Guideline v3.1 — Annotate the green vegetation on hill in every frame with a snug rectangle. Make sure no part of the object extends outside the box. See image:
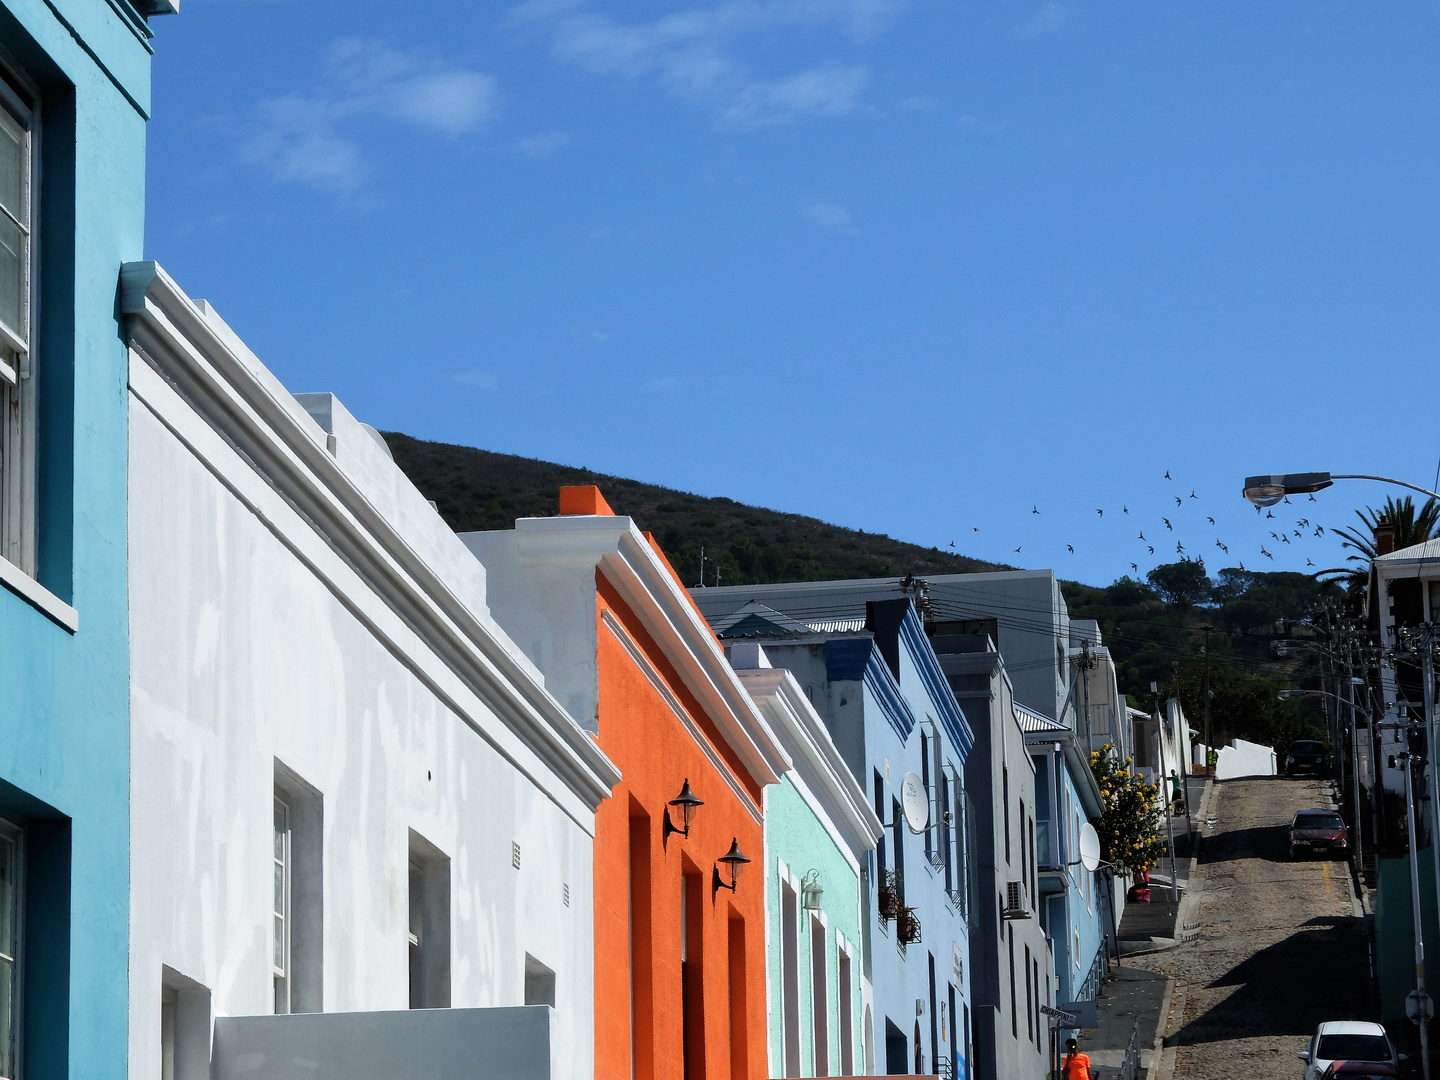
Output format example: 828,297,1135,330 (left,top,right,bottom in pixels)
385,432,1348,752
383,433,1010,586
